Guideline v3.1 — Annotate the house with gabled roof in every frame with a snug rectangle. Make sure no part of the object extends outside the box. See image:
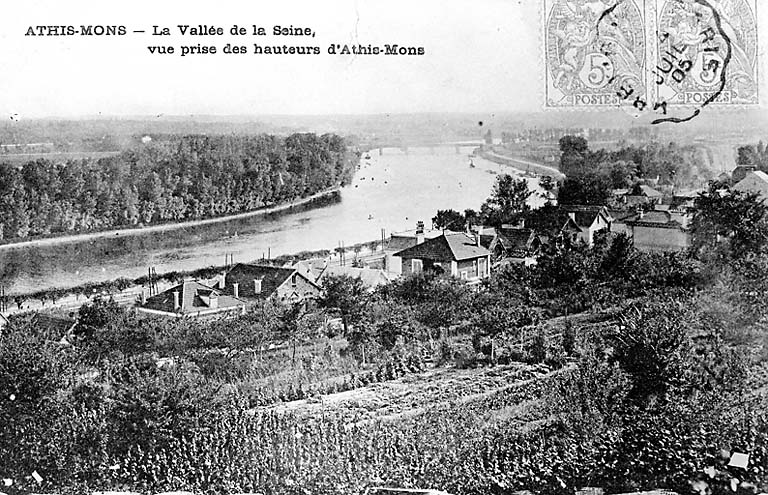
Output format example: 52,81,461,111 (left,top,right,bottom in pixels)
624,210,691,252
733,170,768,202
393,231,492,282
221,263,322,304
560,205,613,246
625,184,664,206
524,206,582,246
485,226,543,265
294,258,393,290
138,279,246,319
